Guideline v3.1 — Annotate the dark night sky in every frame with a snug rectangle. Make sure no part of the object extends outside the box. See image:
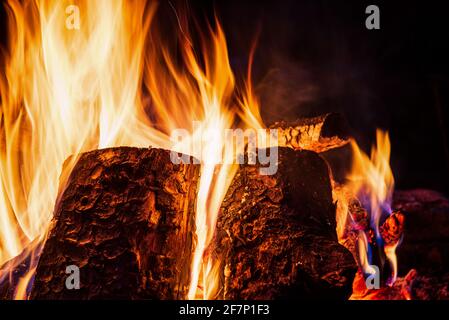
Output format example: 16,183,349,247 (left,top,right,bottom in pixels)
1,0,449,194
